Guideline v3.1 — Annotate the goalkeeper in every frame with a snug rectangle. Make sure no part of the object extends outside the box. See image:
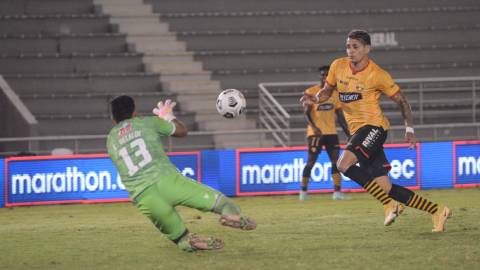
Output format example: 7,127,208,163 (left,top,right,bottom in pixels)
107,95,256,252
